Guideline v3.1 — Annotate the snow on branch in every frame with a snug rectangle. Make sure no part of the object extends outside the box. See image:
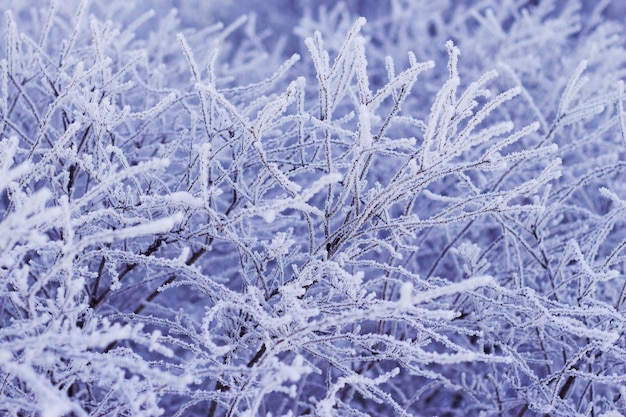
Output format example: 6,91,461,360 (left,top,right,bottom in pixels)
1,1,625,416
